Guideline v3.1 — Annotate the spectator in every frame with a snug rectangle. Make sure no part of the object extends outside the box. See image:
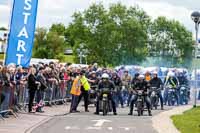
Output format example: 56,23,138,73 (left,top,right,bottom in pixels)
28,67,39,113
